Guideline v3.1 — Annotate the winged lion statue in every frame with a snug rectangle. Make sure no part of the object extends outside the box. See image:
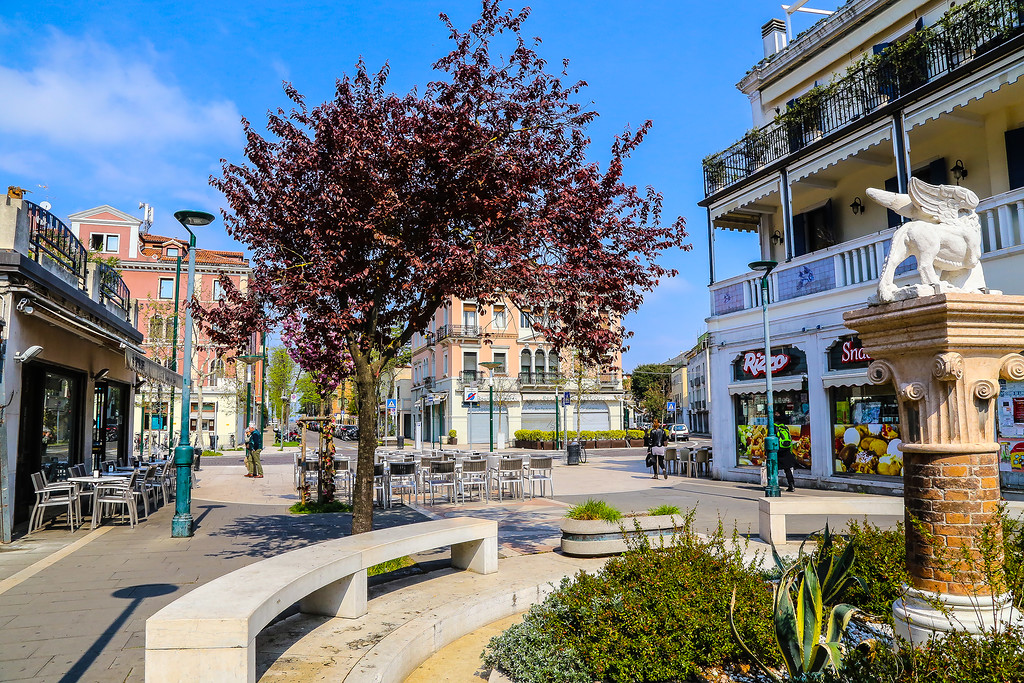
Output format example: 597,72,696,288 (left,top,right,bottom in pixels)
866,177,998,303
